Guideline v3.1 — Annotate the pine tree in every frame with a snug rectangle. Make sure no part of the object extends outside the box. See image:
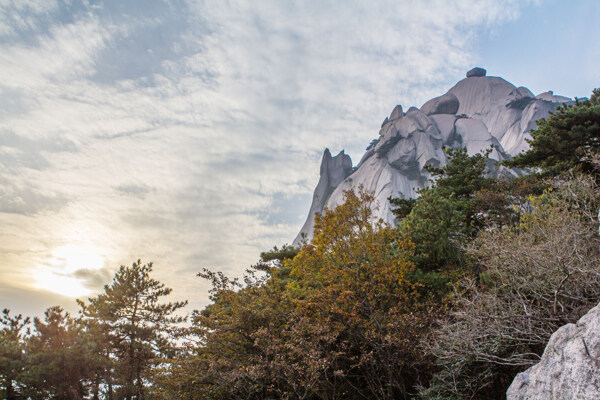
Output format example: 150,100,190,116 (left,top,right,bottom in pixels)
392,147,494,271
78,260,187,400
25,307,98,399
504,89,600,175
0,309,29,400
